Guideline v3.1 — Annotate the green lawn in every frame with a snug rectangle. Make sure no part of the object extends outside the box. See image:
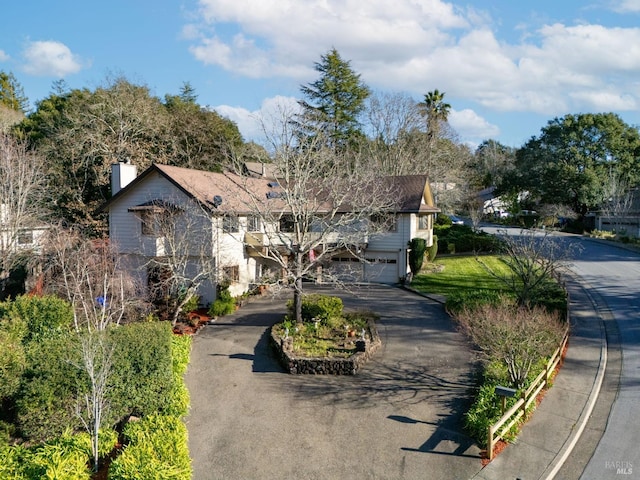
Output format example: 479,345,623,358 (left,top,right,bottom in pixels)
411,255,512,298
